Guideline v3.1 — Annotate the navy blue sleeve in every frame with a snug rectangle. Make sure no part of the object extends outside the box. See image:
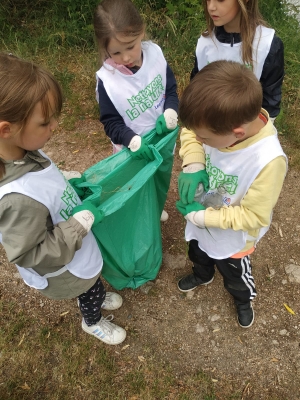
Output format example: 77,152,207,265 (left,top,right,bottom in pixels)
190,54,199,81
164,63,179,112
97,79,136,147
260,35,284,118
